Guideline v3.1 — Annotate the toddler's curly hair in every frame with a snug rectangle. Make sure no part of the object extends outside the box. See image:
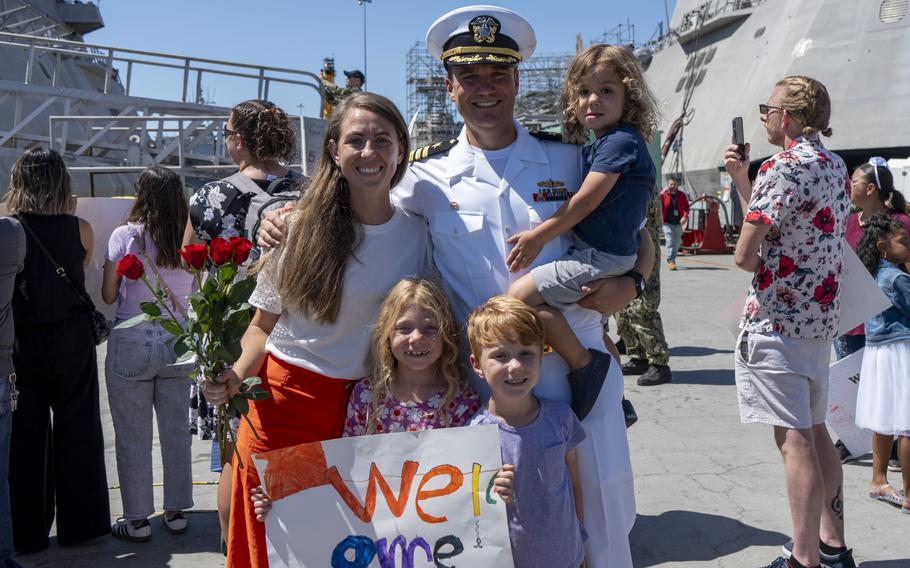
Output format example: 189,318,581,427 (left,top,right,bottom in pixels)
561,44,660,144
